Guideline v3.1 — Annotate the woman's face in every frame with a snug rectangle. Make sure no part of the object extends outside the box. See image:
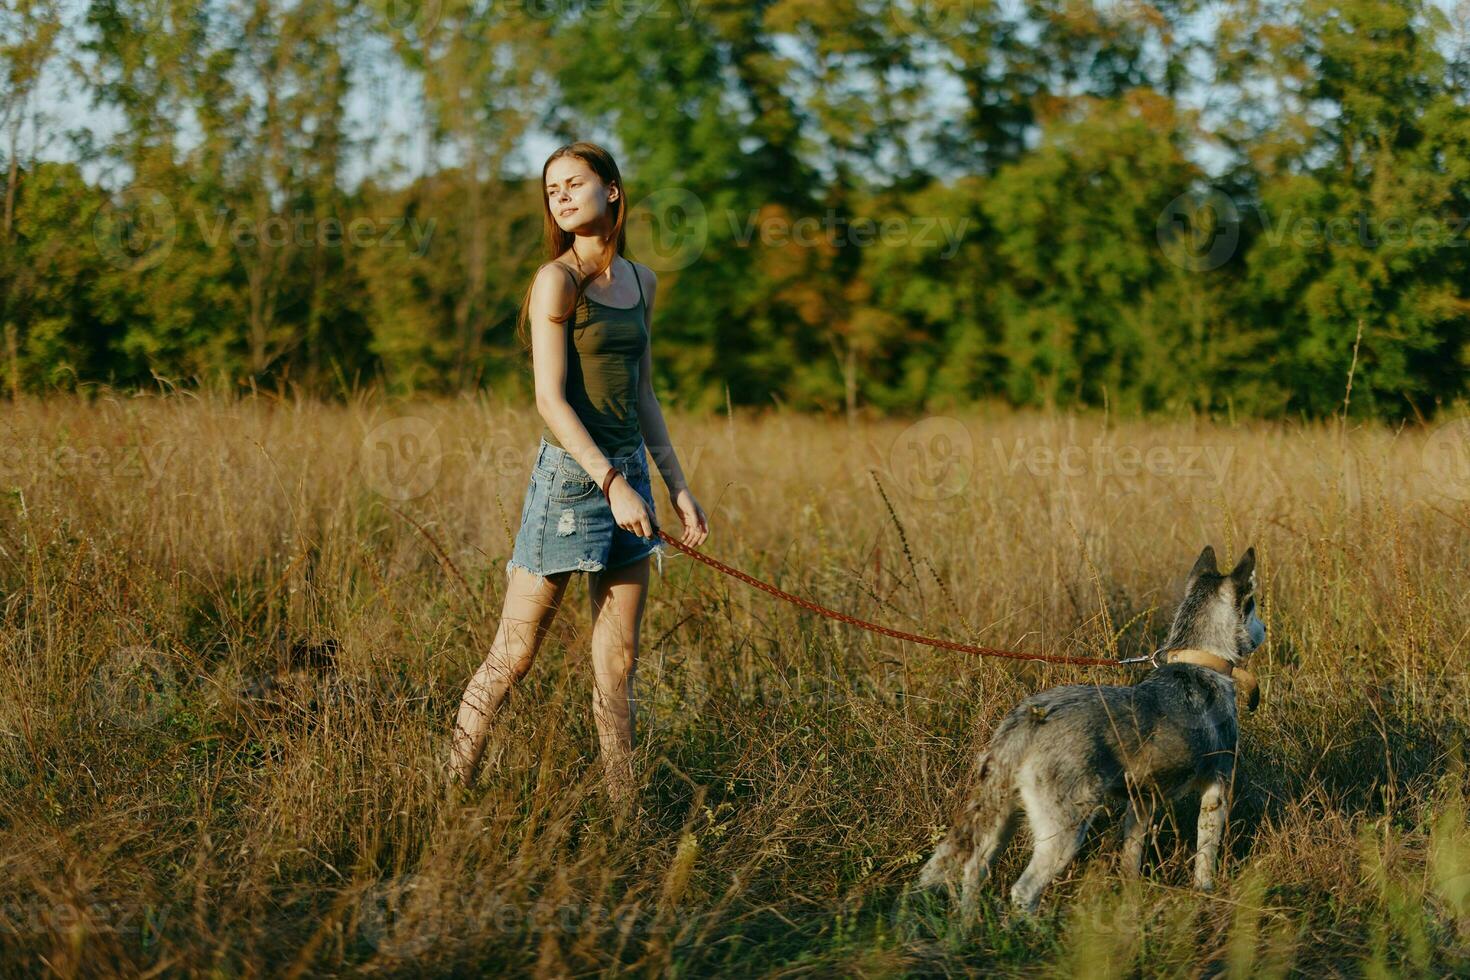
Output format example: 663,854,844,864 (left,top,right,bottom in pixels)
545,156,616,234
